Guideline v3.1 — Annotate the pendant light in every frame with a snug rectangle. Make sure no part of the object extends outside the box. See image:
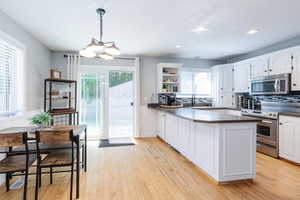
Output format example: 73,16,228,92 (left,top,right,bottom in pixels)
80,8,120,59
